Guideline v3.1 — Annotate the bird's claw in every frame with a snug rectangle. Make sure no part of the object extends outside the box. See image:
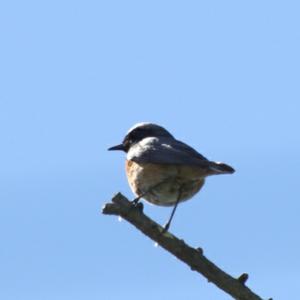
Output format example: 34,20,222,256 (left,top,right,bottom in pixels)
130,198,144,212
